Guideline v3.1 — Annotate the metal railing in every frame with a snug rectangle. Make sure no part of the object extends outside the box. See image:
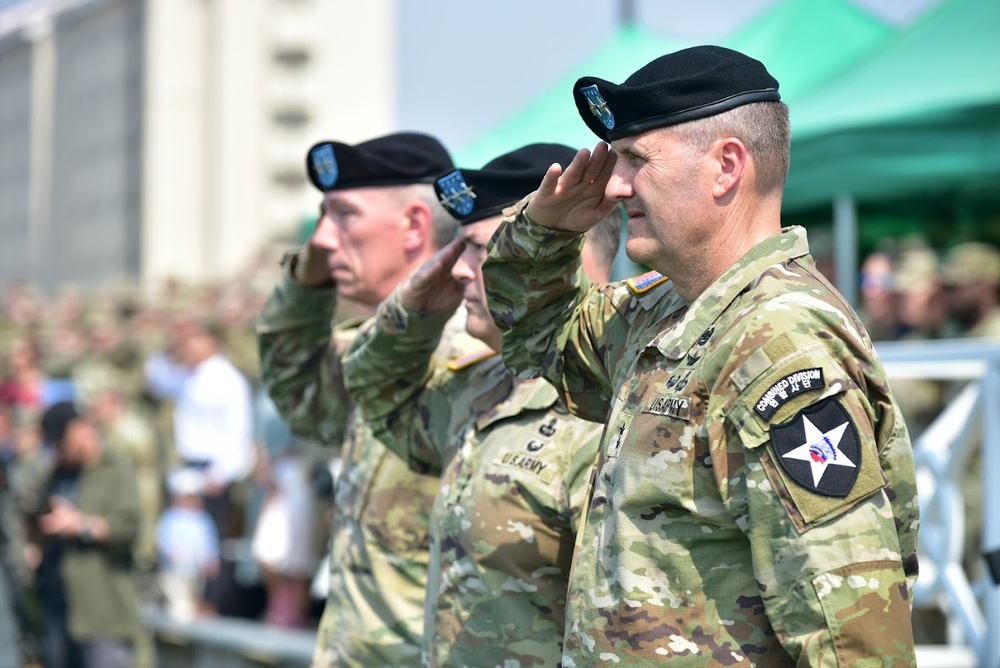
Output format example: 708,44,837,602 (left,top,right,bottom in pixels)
878,338,1000,668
